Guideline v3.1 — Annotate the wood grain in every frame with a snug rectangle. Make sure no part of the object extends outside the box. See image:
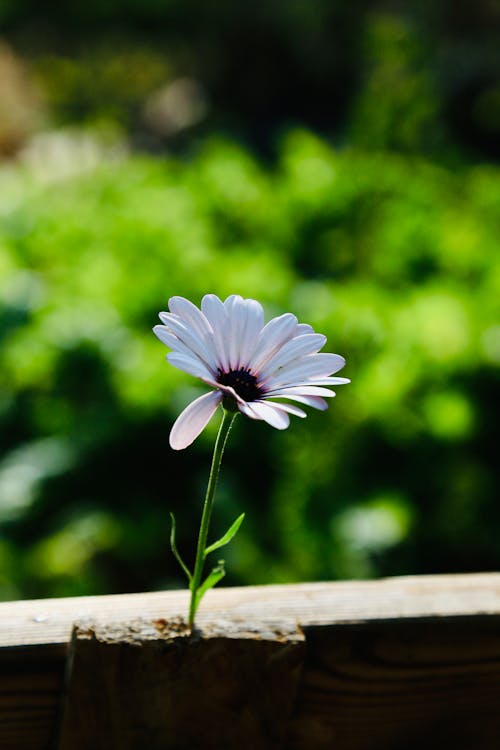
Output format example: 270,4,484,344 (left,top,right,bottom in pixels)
1,574,500,750
58,619,305,750
286,617,500,750
0,645,66,750
2,573,500,648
